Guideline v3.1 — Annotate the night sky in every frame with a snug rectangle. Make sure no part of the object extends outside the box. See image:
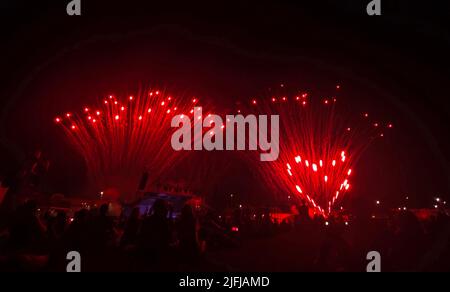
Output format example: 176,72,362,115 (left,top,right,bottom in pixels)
0,1,449,210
